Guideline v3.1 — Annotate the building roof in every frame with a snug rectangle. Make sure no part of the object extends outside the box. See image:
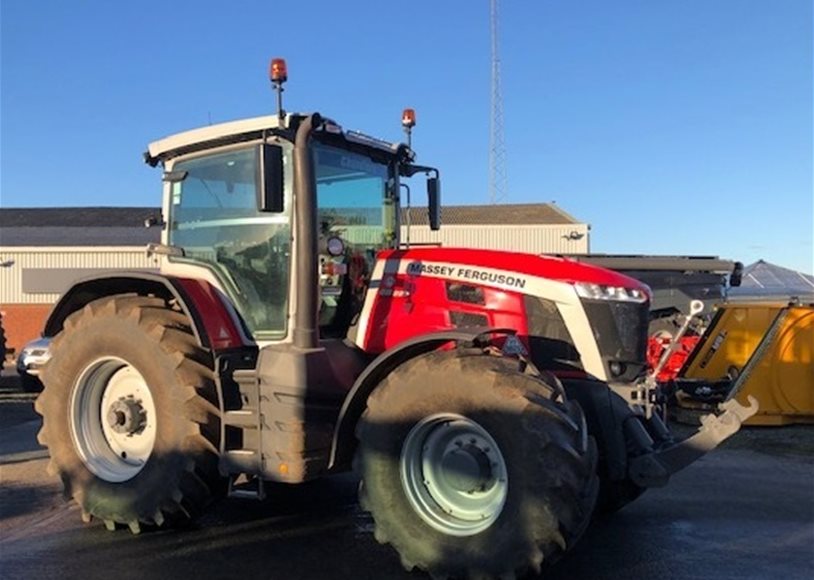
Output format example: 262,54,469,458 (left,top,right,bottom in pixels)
729,260,814,301
0,207,157,228
406,203,580,226
0,203,582,247
0,208,161,247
